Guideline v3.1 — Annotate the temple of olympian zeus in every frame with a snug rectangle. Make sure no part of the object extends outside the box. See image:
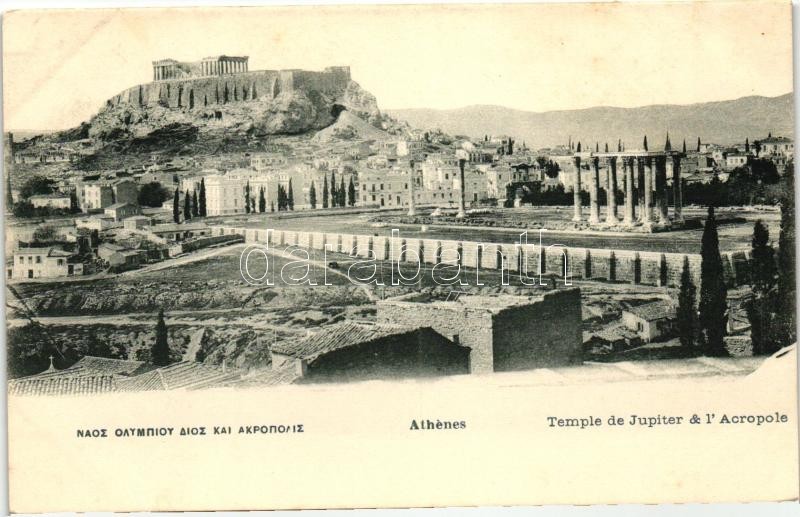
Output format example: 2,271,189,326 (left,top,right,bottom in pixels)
570,145,684,229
